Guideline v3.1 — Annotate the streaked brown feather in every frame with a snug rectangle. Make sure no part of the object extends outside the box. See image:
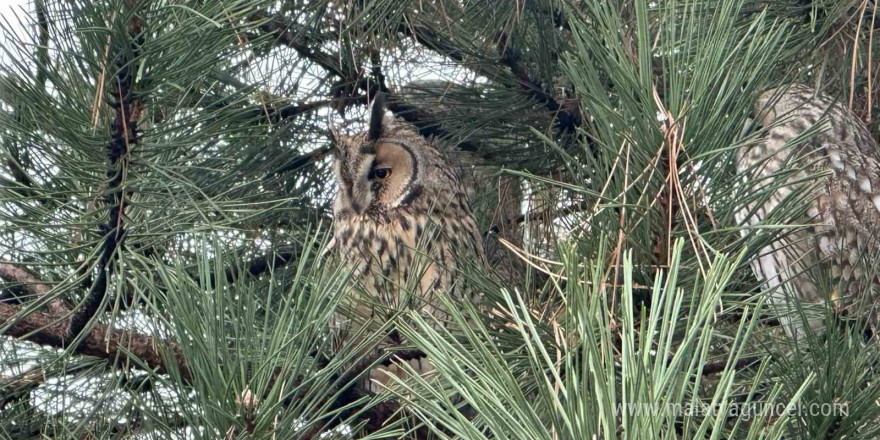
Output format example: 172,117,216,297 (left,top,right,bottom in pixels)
738,84,880,337
330,98,486,391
